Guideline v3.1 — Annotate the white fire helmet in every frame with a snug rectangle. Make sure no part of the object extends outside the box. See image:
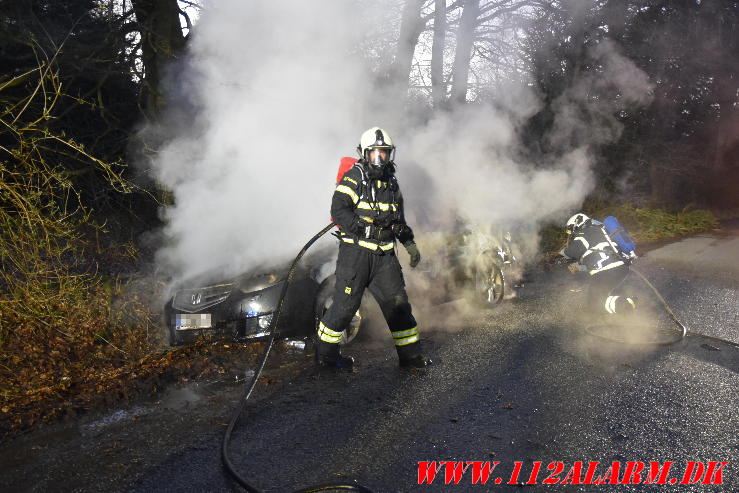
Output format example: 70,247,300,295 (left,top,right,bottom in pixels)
357,127,396,167
566,213,590,234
